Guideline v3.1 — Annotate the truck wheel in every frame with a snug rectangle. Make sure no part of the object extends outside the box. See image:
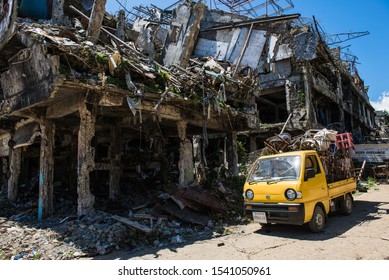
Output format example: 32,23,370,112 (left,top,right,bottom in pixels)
309,206,326,233
340,194,353,215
